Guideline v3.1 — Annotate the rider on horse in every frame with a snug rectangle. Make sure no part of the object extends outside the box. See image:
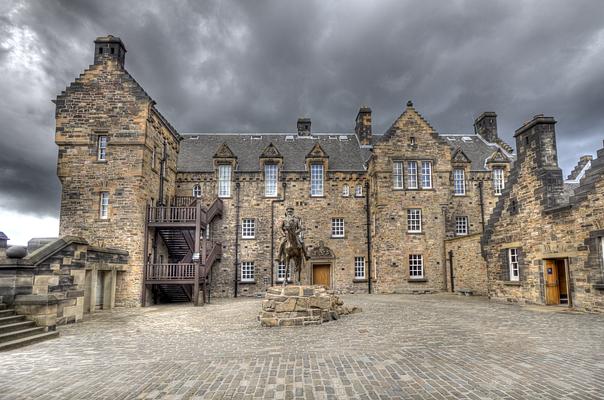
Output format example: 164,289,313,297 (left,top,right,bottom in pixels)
278,207,310,262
